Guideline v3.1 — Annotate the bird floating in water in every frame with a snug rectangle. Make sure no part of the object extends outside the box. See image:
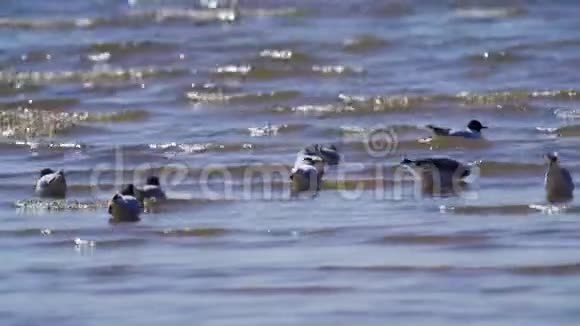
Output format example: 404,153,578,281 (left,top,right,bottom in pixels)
108,184,141,223
35,168,67,198
290,156,325,193
426,120,487,139
544,153,575,203
400,157,471,194
290,144,340,193
302,144,340,165
134,176,166,206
